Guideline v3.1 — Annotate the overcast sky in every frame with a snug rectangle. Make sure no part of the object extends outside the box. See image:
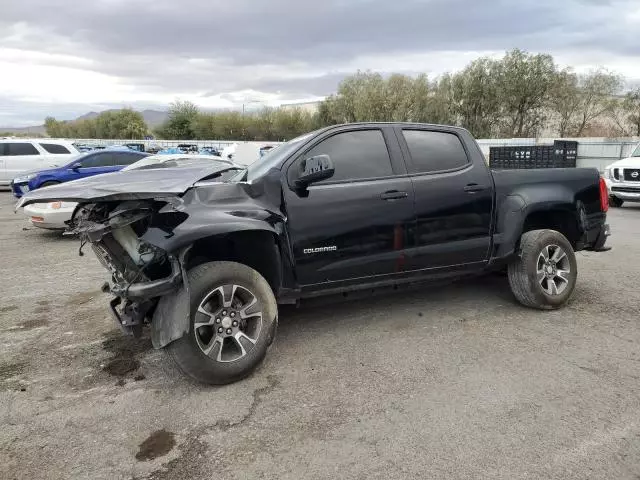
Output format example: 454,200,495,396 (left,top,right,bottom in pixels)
2,0,640,126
